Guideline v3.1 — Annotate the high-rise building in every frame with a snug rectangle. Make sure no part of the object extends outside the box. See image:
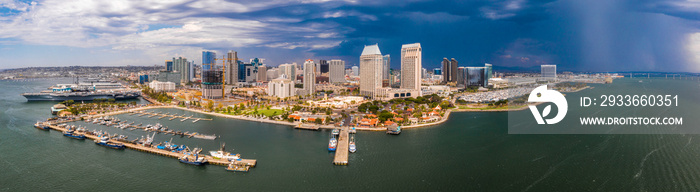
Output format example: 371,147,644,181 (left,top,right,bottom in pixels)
541,64,556,80
400,43,421,95
441,58,450,83
450,58,458,83
319,60,329,75
351,66,359,76
279,64,296,81
266,68,279,80
173,57,190,84
382,55,390,81
360,44,383,98
245,65,256,82
202,51,216,71
485,63,493,80
225,50,238,85
303,59,316,95
201,70,223,99
422,68,427,79
329,59,345,83
465,67,486,87
267,76,295,98
433,68,442,75
165,60,173,72
257,65,267,82
456,67,465,86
